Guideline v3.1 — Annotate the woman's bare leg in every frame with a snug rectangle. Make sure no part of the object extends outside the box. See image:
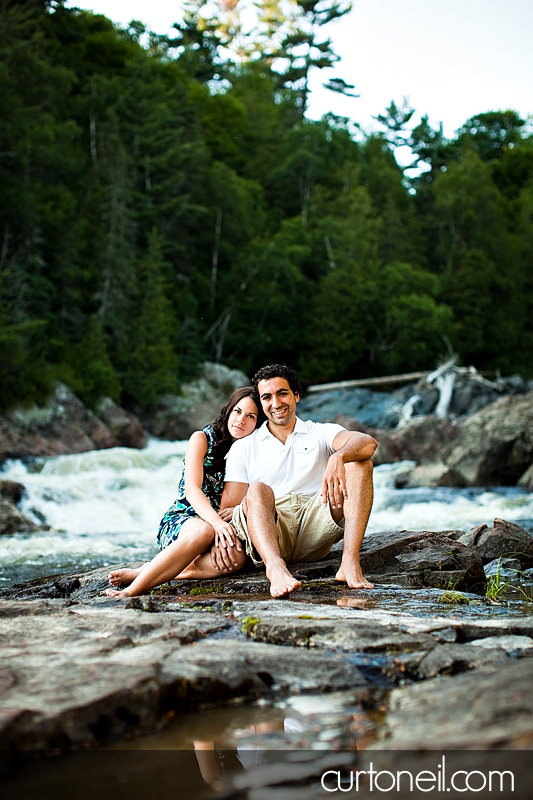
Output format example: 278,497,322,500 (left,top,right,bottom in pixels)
177,546,247,580
105,518,215,598
108,564,147,587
